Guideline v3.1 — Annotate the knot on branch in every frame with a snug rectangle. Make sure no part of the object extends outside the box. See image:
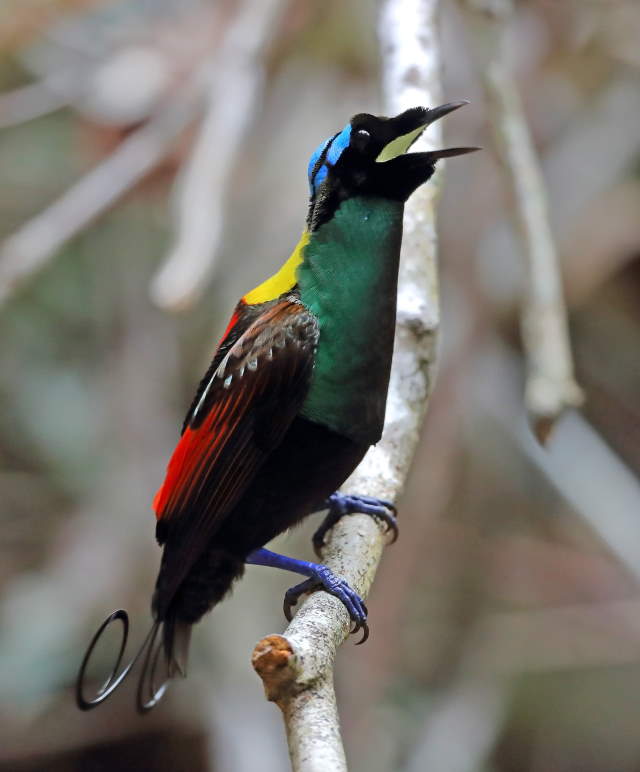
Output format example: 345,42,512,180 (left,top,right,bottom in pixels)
252,634,298,703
